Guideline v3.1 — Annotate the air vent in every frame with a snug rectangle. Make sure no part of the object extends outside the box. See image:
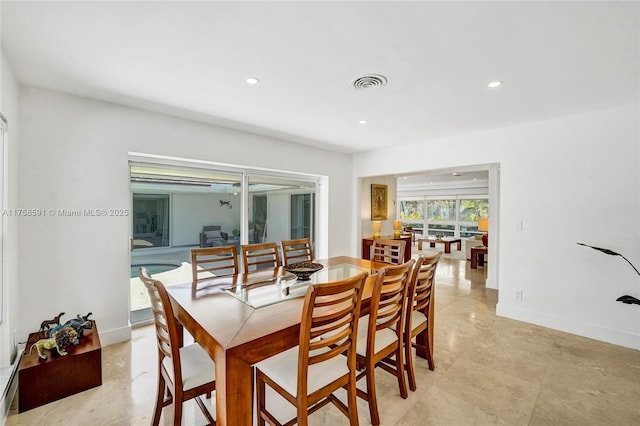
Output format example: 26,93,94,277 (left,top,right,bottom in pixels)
352,74,388,90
